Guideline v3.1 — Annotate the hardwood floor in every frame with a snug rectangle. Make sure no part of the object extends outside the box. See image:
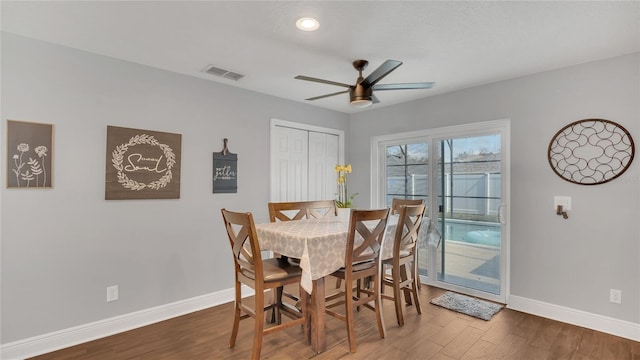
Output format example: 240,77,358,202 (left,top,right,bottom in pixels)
29,286,639,359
